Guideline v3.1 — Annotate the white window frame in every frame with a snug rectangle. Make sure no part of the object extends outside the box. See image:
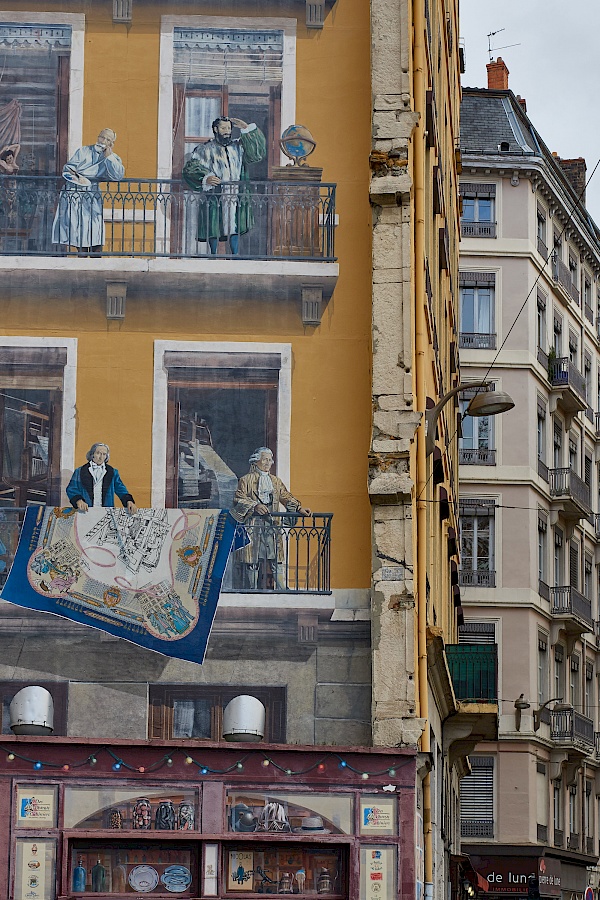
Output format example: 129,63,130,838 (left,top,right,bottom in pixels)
0,12,84,158
157,14,297,179
0,336,77,499
152,340,292,507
